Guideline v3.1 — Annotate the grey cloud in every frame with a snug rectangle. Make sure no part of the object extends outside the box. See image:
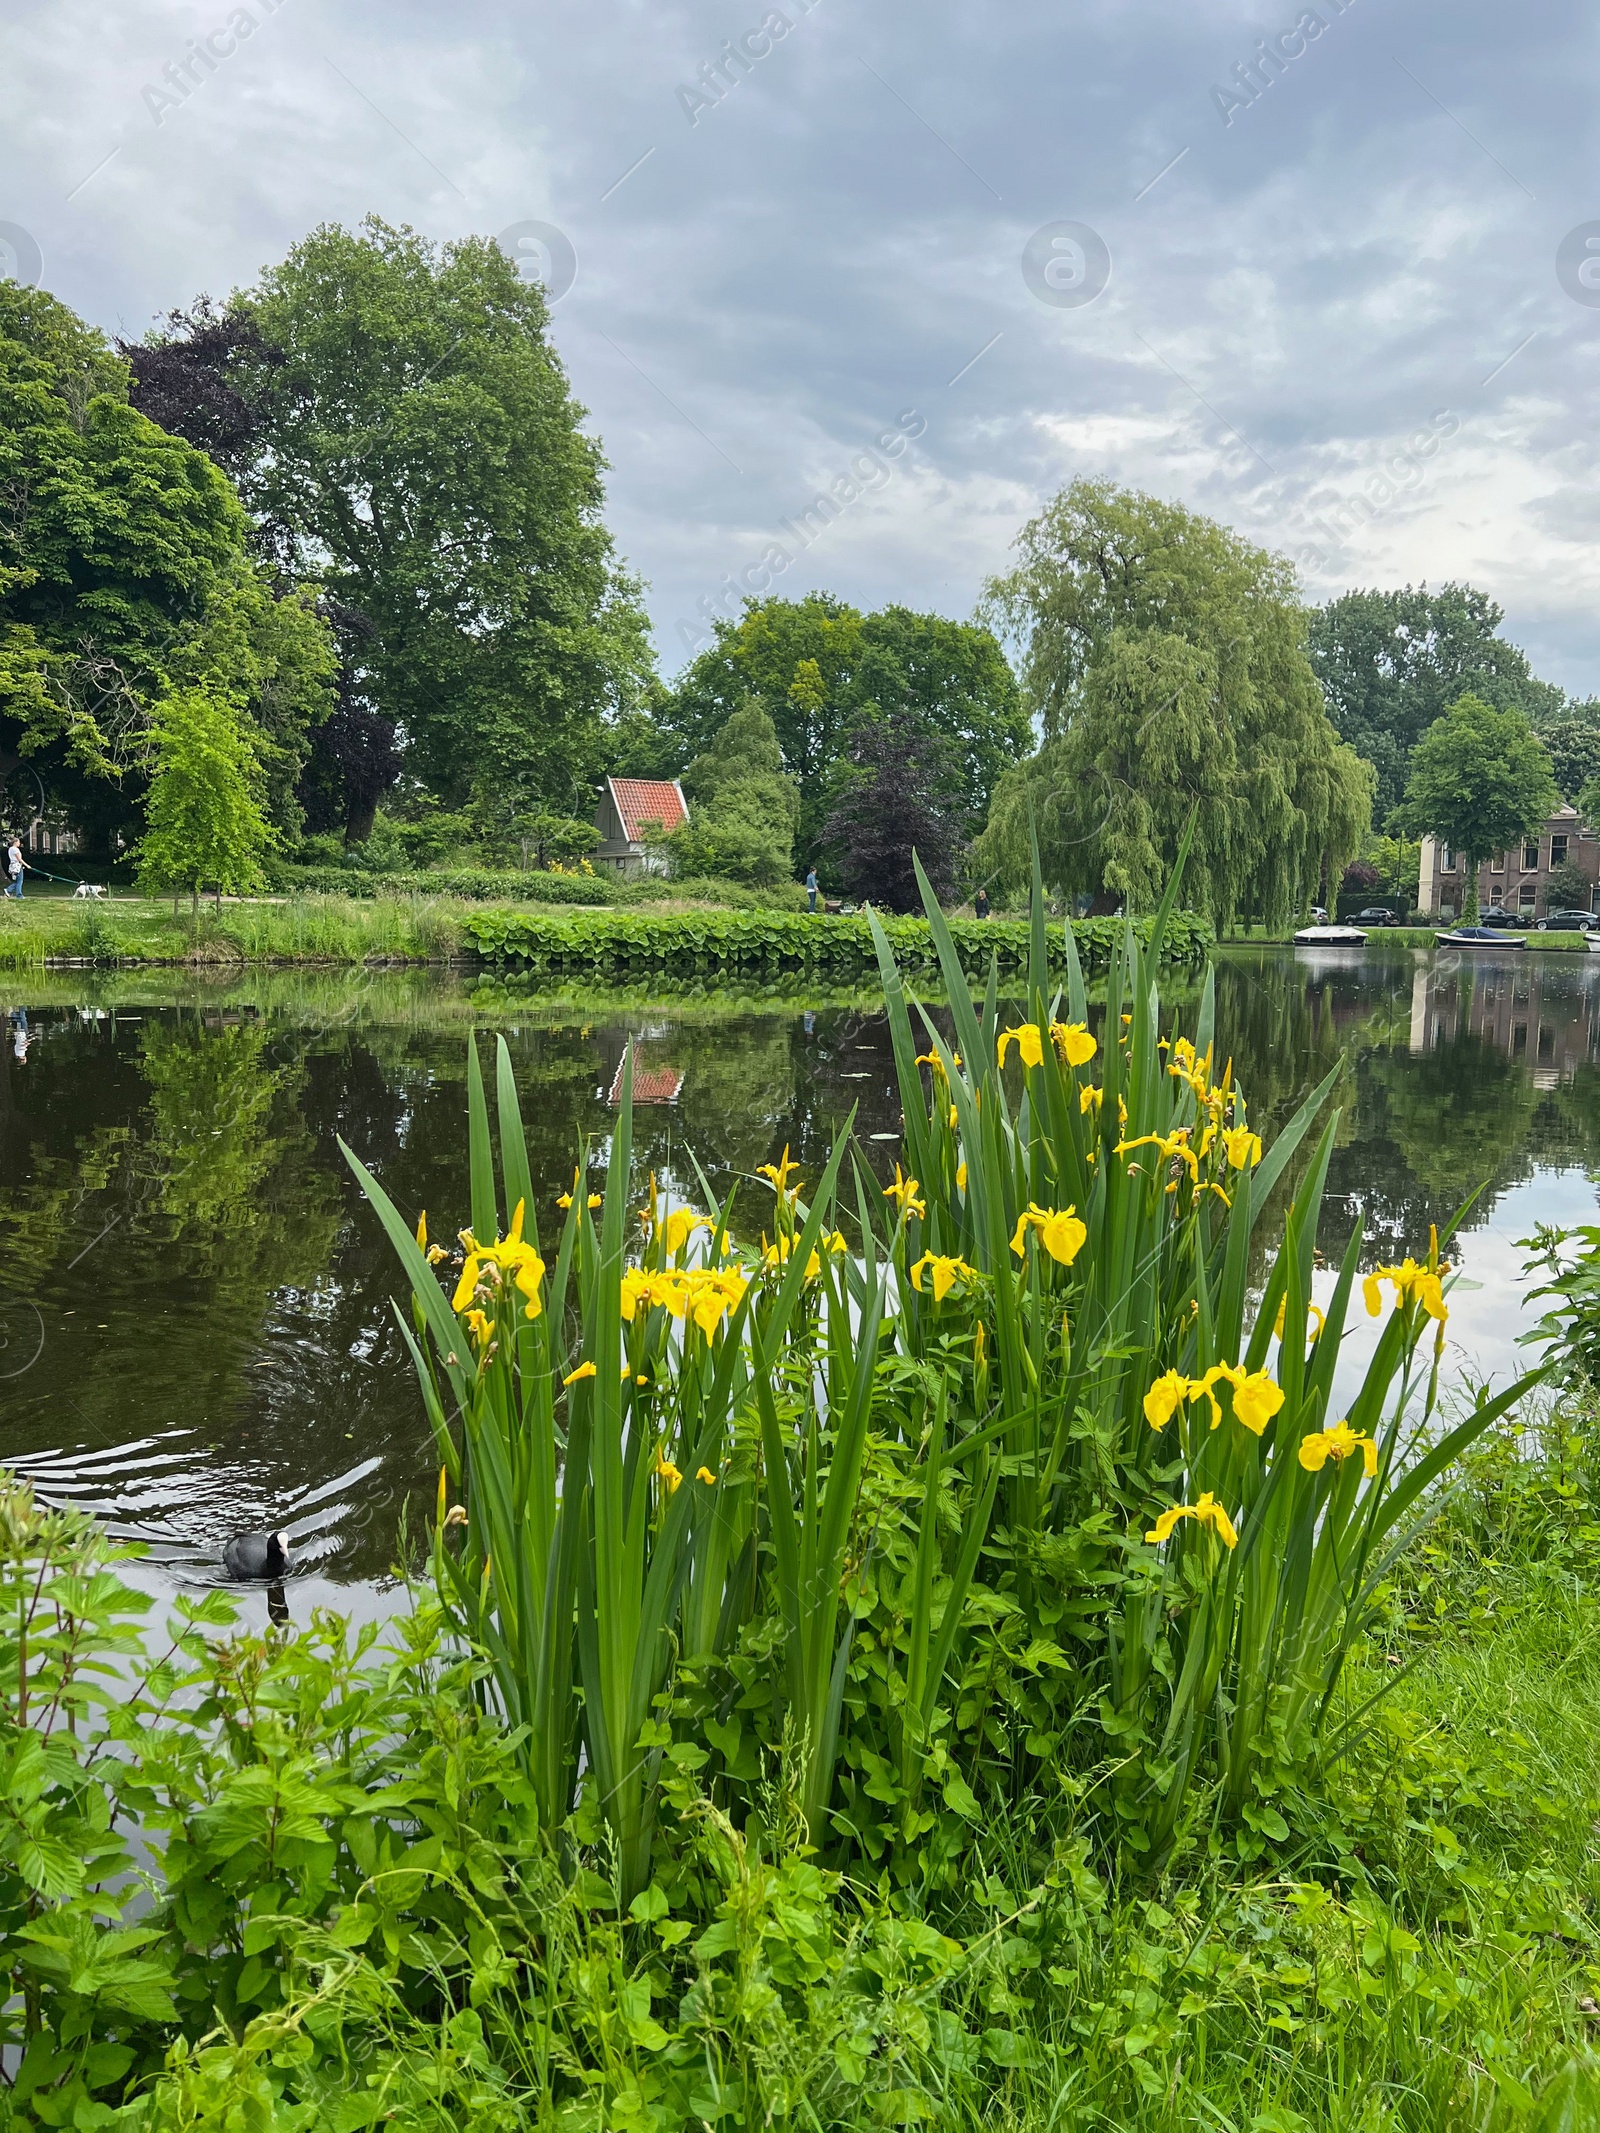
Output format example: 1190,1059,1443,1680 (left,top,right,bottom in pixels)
5,0,1600,686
